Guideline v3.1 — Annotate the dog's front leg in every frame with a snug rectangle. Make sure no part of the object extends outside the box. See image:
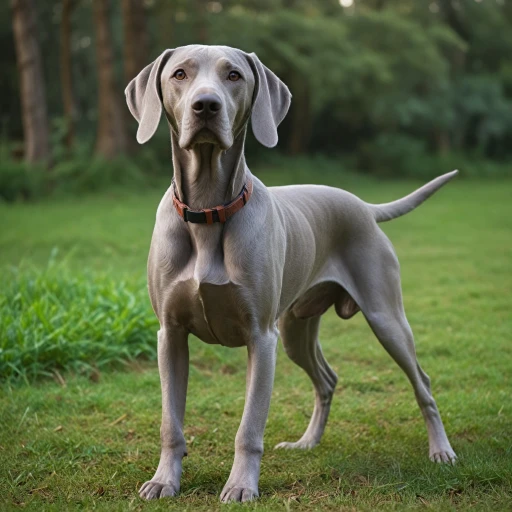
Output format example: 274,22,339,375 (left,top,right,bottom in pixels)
220,331,278,503
140,326,189,500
